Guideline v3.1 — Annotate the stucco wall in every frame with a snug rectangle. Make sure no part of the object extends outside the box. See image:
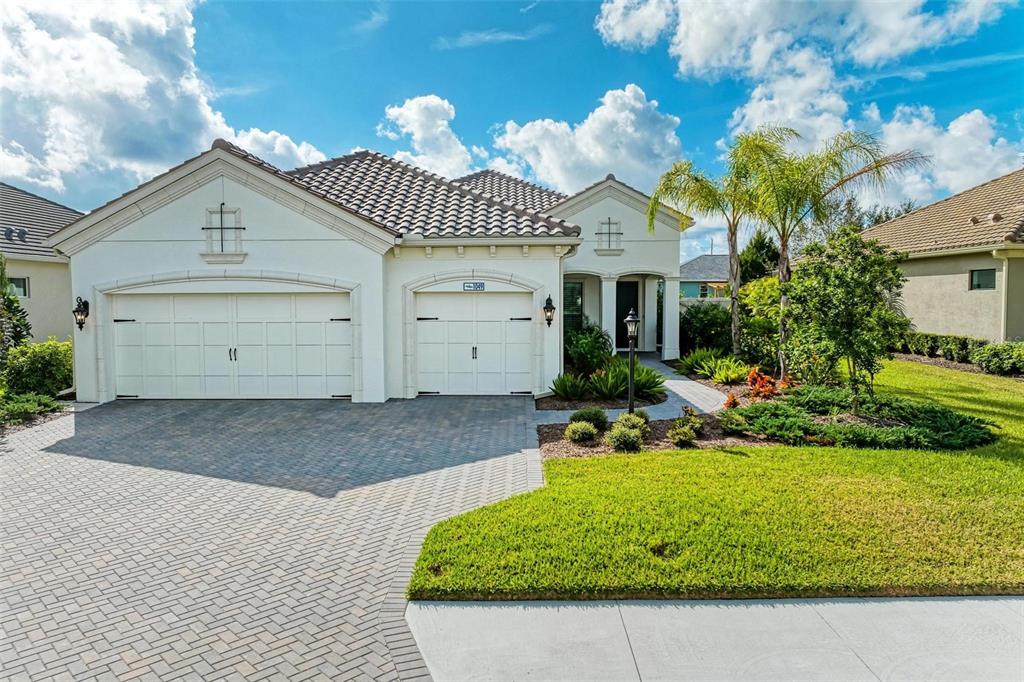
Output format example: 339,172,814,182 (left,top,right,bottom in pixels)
5,257,72,341
900,252,1004,342
65,174,387,403
554,192,680,279
1004,256,1024,342
383,245,565,398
